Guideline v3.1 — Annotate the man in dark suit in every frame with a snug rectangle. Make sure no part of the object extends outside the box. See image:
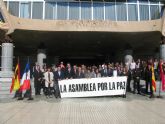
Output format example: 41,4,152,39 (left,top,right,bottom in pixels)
72,65,78,79
54,66,65,98
76,67,85,79
101,65,109,77
33,65,43,95
65,63,73,79
133,67,141,94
